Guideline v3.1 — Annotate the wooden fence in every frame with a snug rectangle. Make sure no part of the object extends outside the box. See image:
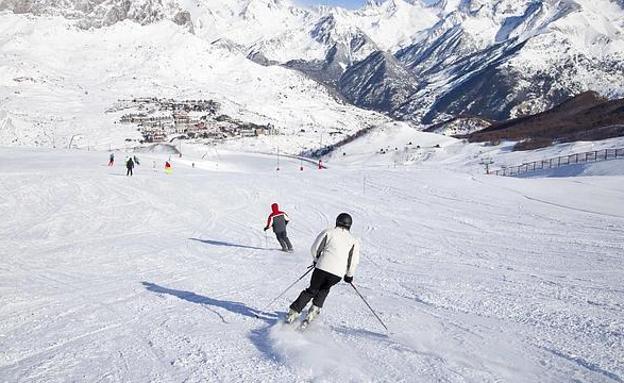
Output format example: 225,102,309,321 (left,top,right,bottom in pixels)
493,148,624,176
